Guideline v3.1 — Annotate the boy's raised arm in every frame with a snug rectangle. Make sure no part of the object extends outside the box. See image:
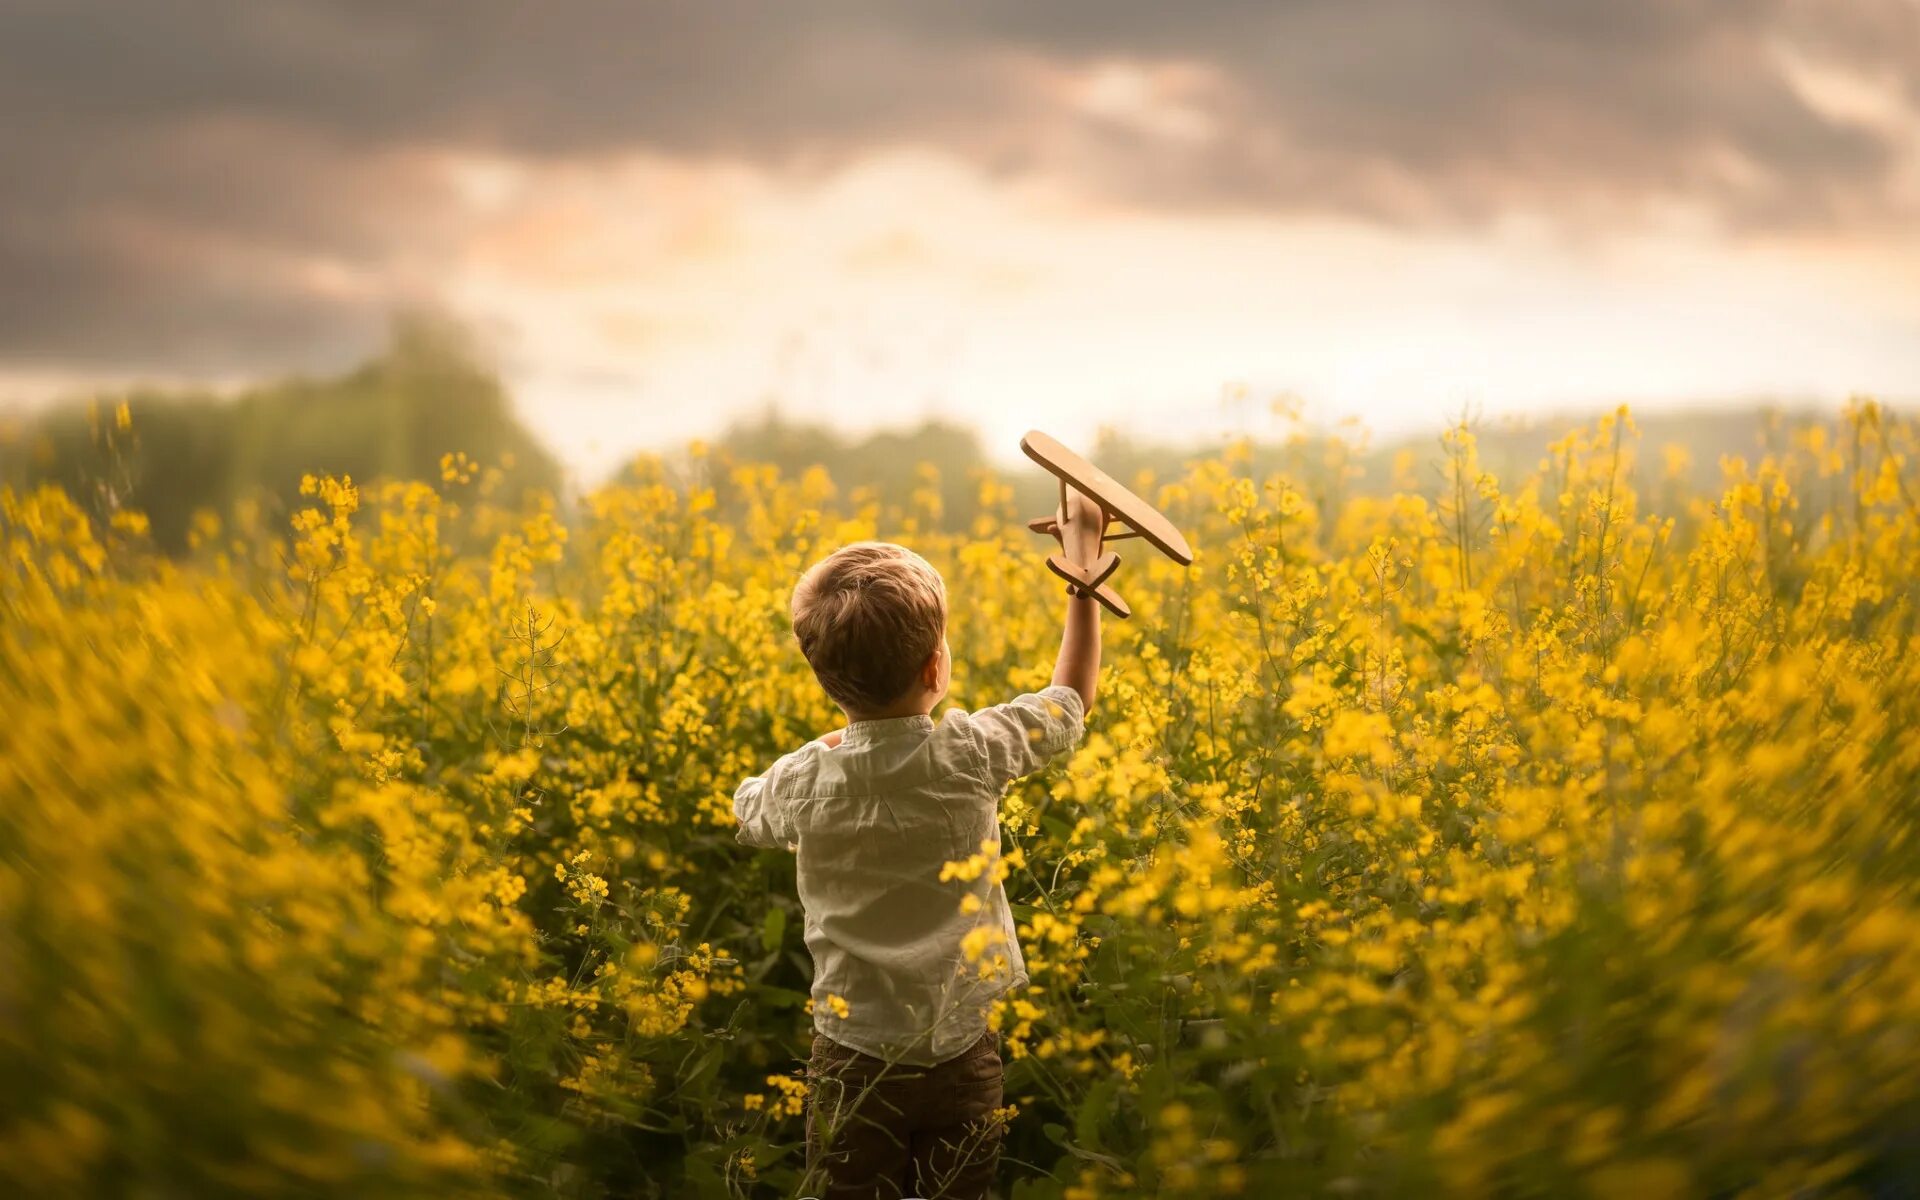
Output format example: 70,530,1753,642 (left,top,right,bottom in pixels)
957,589,1099,789
1051,591,1101,712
